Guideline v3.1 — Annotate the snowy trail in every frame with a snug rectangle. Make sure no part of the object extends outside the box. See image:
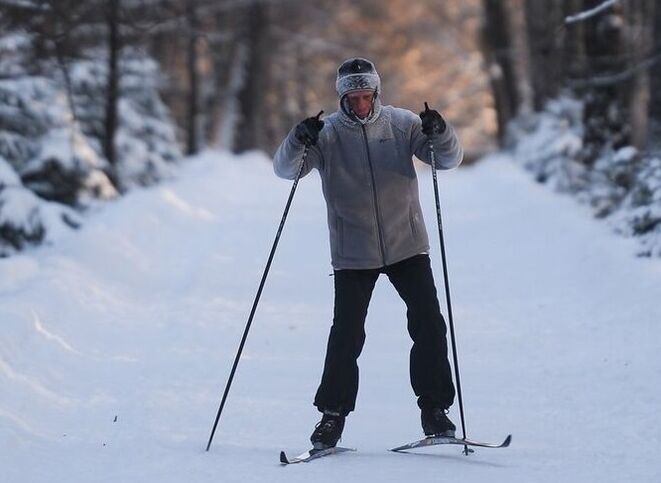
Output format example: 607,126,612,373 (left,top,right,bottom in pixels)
1,151,660,482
